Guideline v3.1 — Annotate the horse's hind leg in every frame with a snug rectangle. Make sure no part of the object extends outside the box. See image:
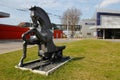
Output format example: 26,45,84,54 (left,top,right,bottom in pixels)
18,41,27,67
